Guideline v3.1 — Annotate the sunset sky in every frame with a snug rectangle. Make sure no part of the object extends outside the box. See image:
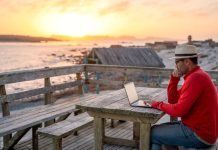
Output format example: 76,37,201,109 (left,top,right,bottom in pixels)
1,0,218,40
